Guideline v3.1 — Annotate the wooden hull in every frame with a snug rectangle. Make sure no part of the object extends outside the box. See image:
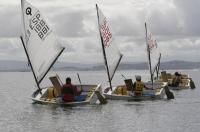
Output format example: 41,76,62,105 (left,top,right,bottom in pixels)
31,84,105,106
160,72,191,90
103,82,167,101
168,79,191,90
168,85,190,90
